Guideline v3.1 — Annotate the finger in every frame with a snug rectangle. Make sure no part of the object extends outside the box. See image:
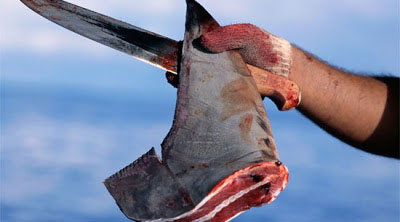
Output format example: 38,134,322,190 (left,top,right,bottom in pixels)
200,24,264,53
248,64,301,110
166,71,179,88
